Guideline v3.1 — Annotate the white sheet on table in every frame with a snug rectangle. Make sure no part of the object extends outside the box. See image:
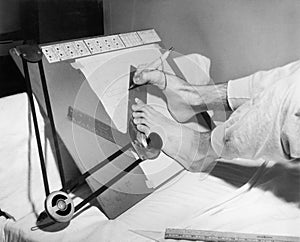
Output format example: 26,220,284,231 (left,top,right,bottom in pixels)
0,93,108,242
0,94,62,221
